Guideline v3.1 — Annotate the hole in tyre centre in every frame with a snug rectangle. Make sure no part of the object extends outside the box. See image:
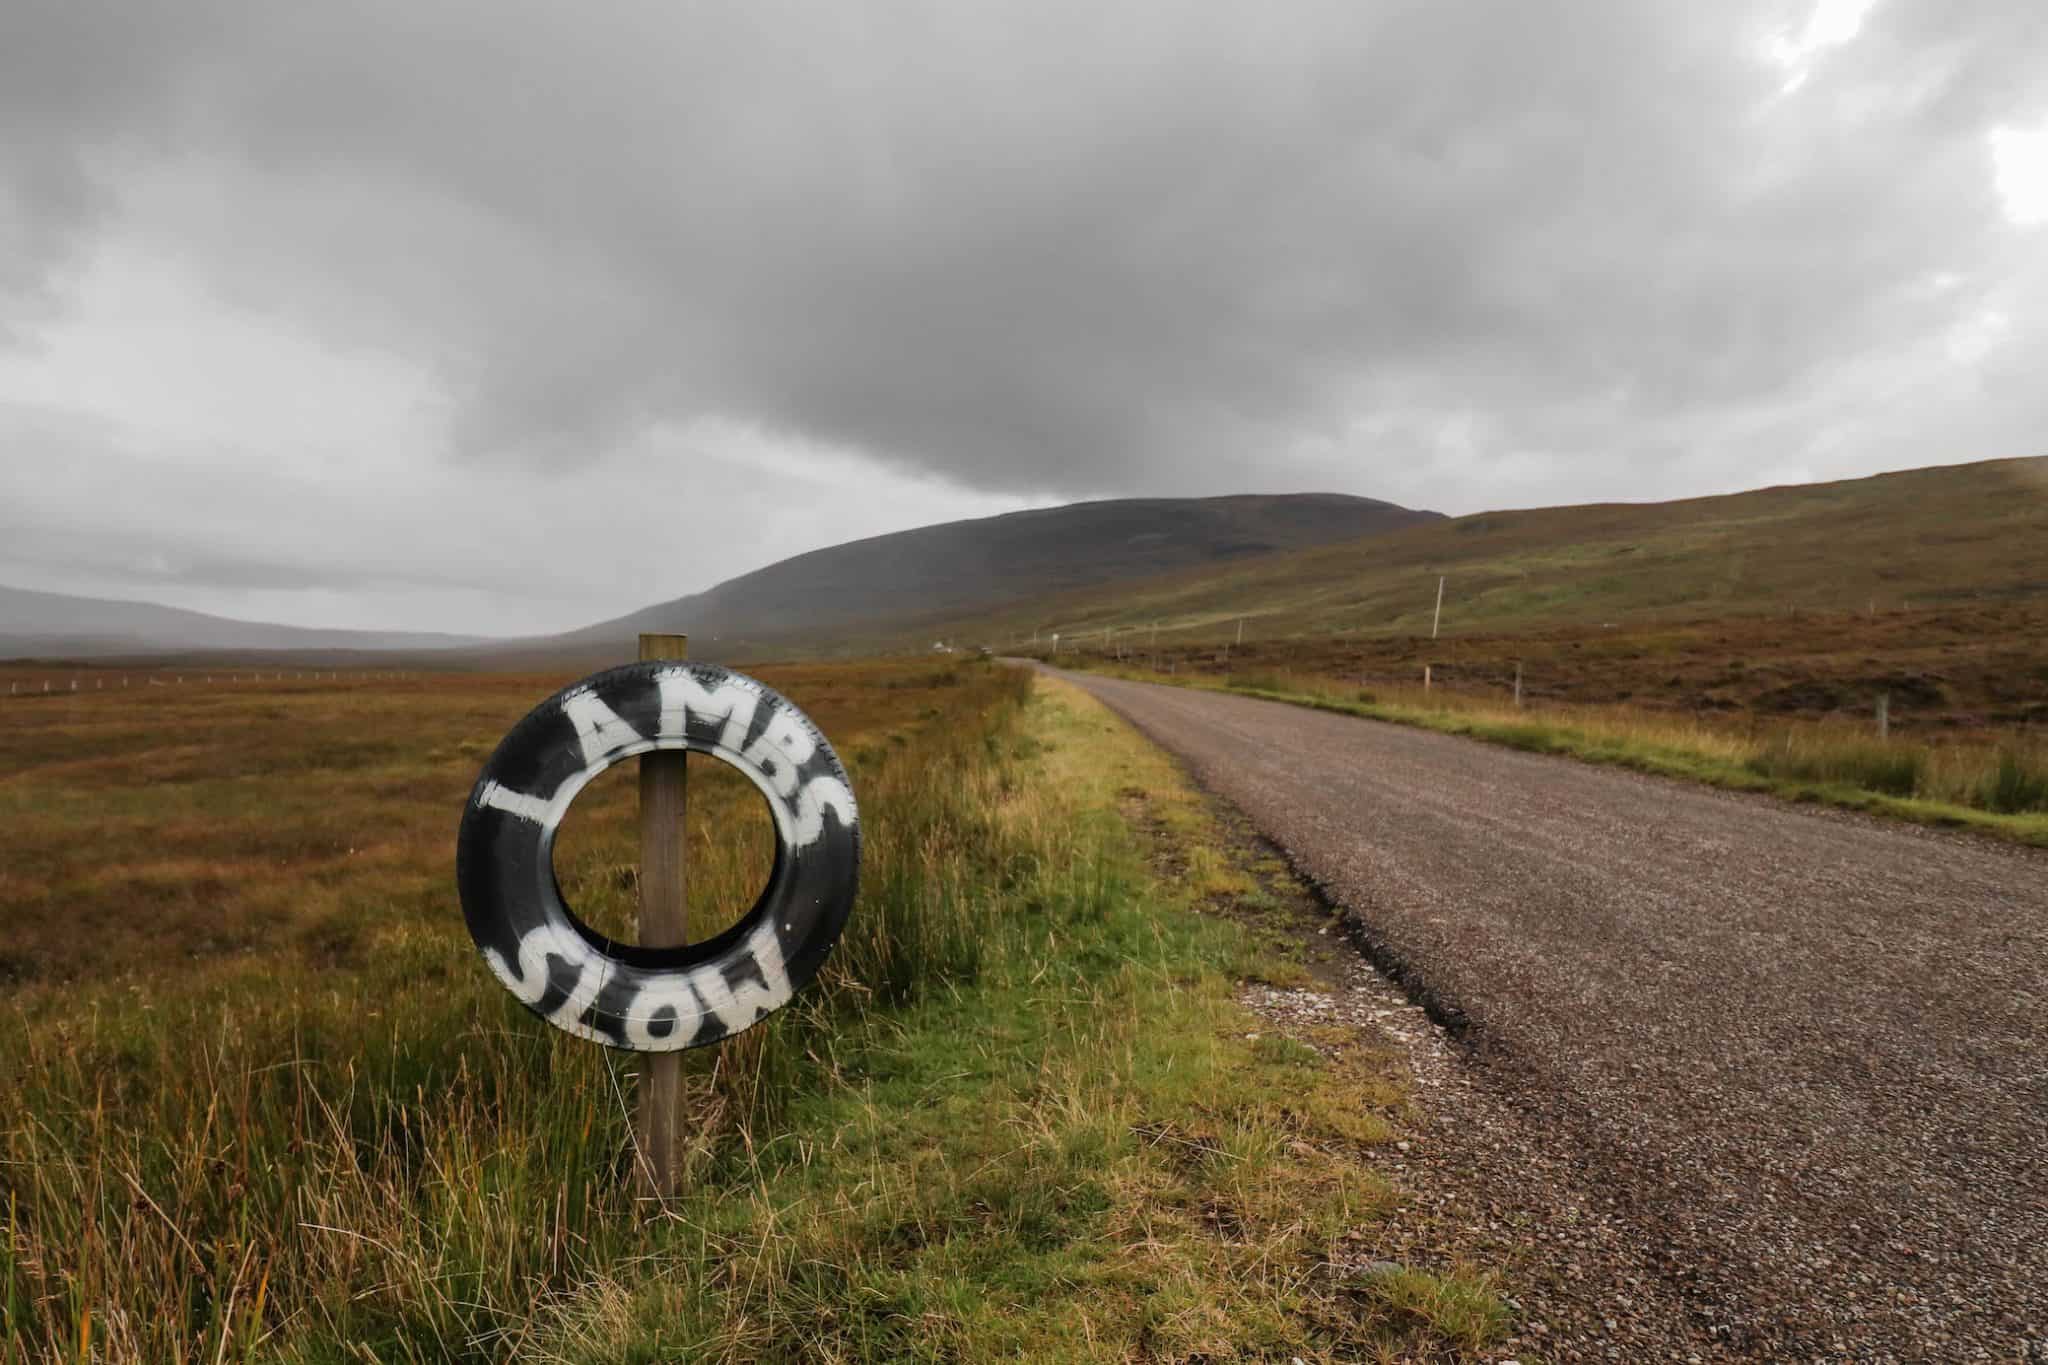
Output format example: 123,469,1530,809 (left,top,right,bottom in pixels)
548,753,778,948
